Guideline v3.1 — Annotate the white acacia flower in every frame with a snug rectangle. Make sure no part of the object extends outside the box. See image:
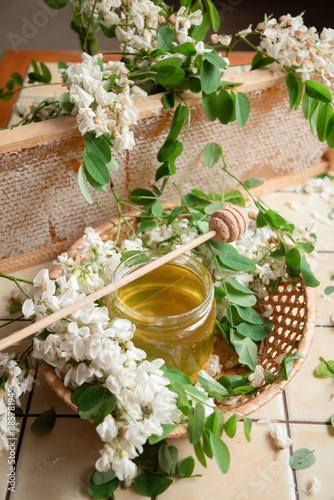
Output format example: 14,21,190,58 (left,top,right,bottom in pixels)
305,476,321,495
96,415,119,442
270,424,292,449
248,365,265,386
